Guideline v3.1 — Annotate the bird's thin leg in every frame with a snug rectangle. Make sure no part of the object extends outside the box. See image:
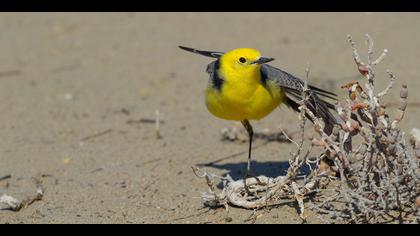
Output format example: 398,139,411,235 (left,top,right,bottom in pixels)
241,120,254,175
241,120,263,195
